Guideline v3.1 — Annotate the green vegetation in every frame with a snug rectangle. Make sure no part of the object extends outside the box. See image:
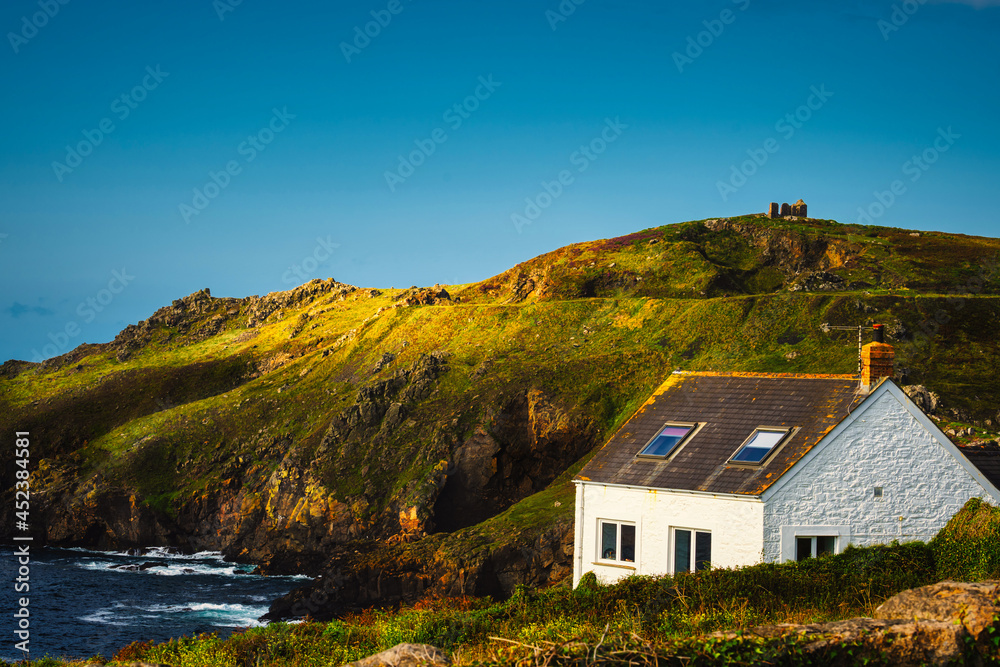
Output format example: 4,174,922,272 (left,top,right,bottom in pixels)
16,498,1000,666
5,215,1000,664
